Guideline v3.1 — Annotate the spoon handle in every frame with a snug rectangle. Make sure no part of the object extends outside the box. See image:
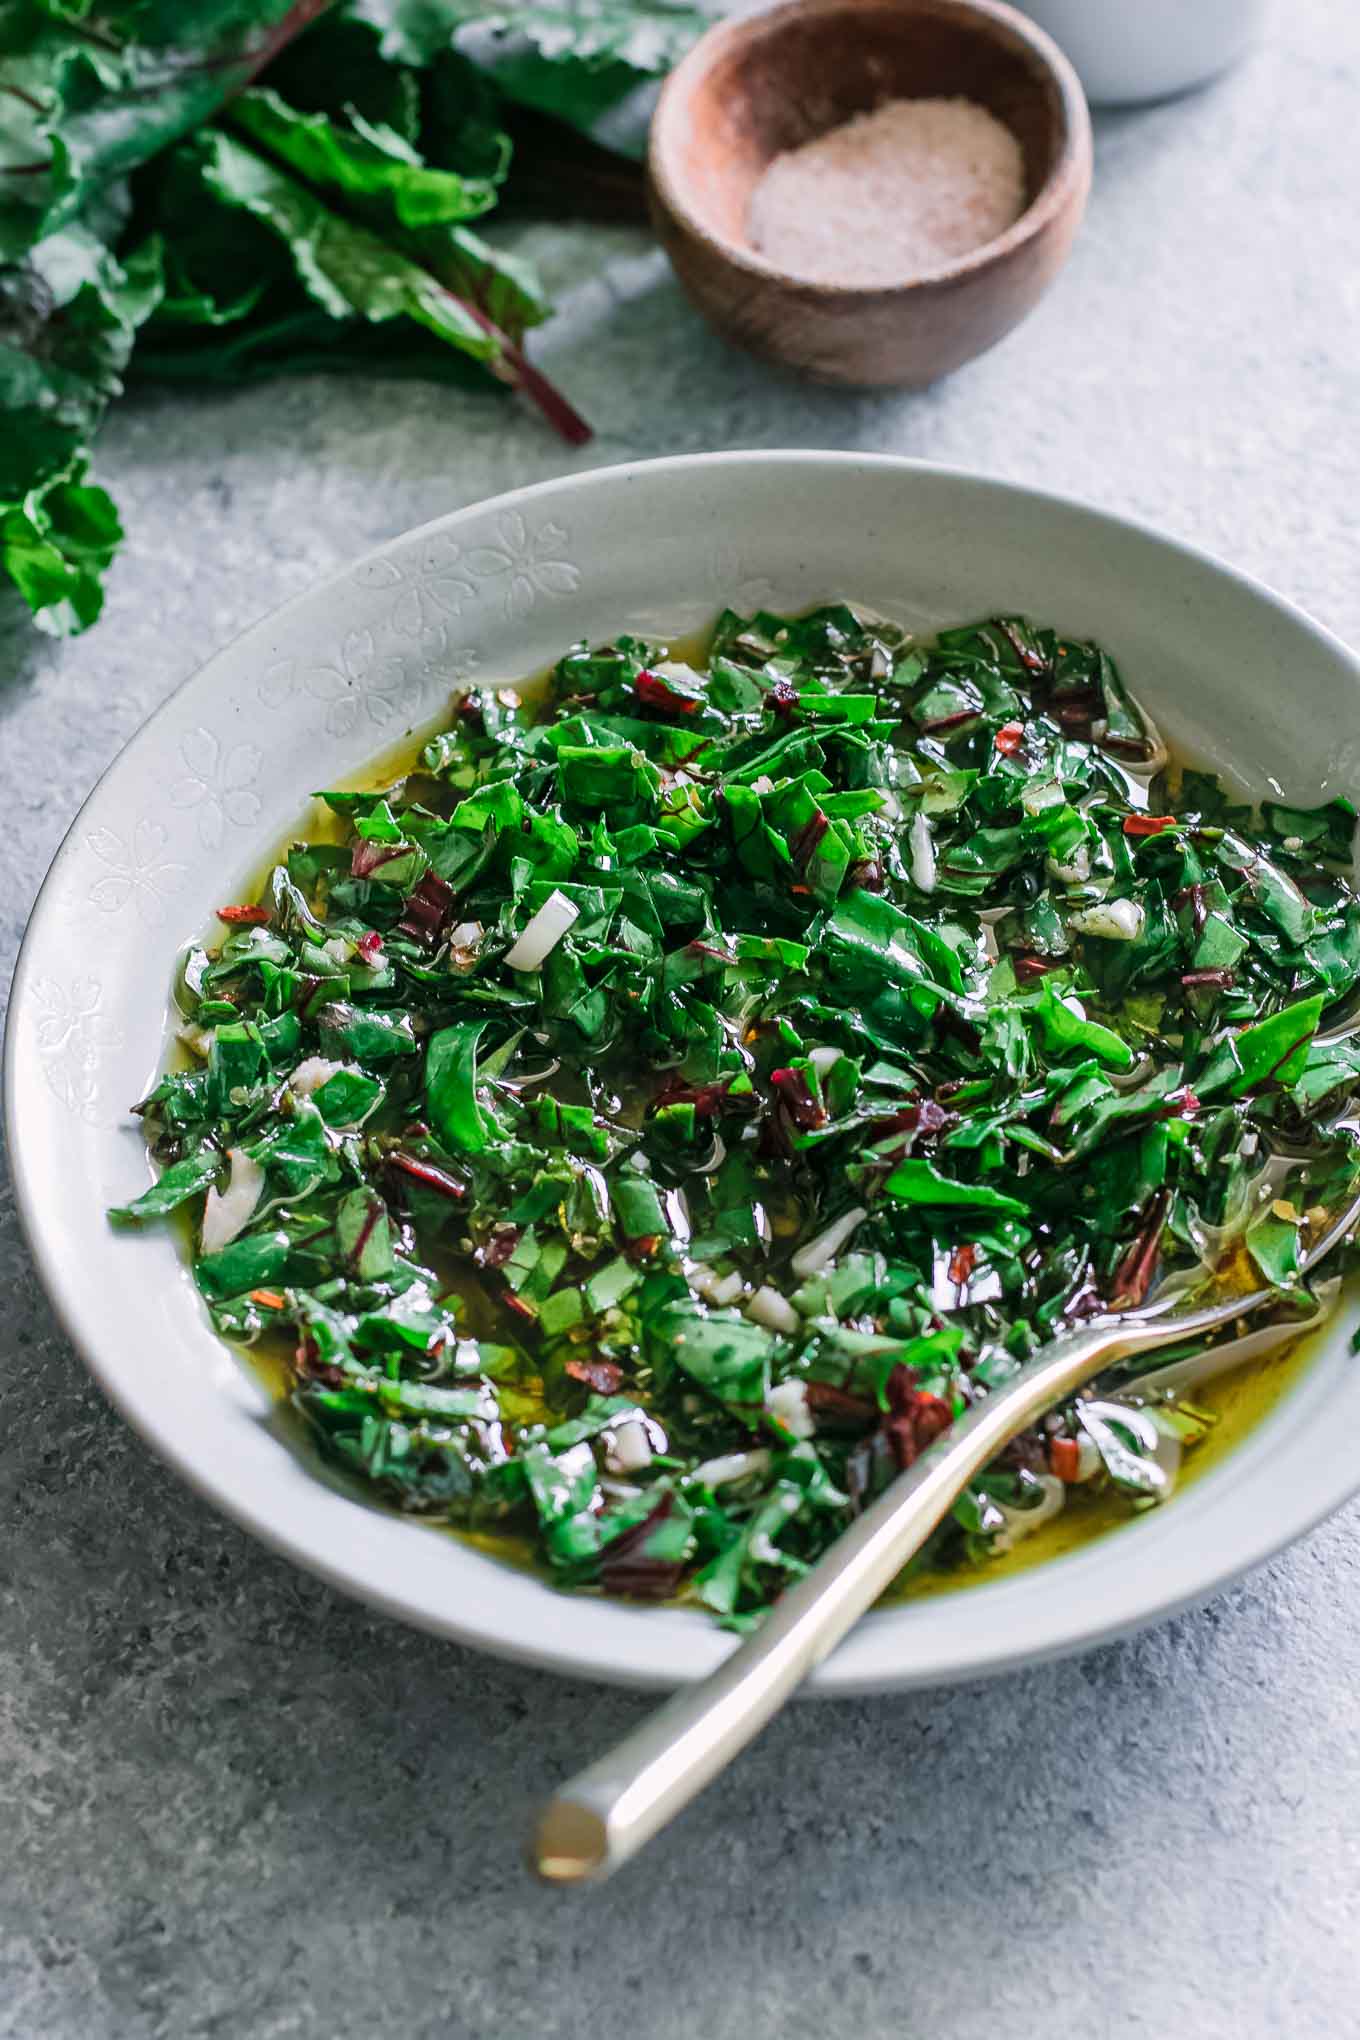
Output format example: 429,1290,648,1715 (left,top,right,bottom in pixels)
532,1317,1148,1884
